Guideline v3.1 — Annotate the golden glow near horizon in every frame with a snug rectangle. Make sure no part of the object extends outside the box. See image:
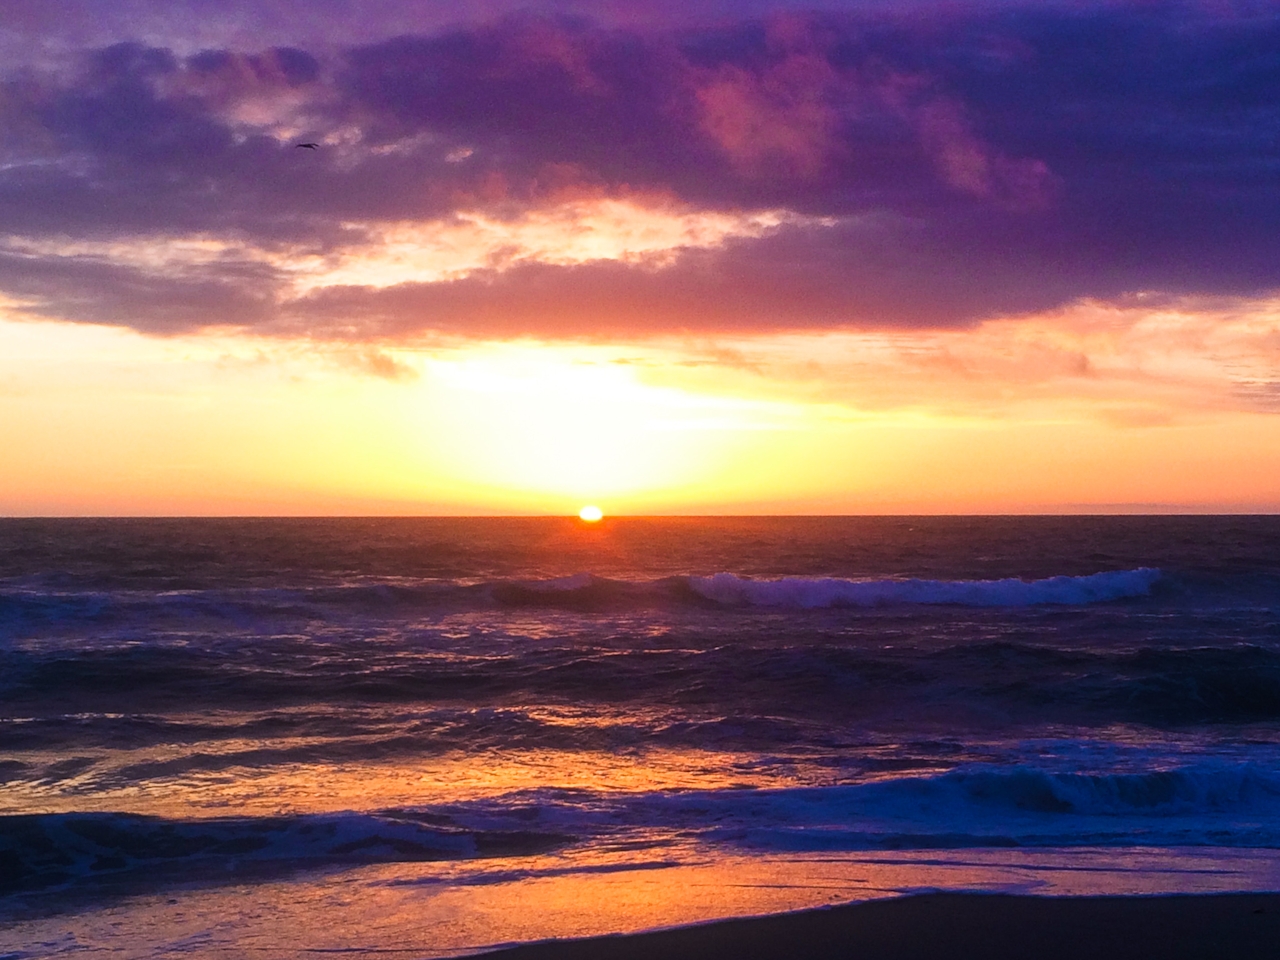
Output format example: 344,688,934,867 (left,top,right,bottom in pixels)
579,505,604,522
3,293,1280,515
